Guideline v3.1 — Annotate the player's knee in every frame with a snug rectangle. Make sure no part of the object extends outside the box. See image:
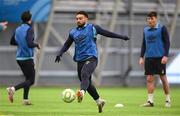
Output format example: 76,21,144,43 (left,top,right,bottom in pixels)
147,78,153,83
147,76,153,83
160,78,166,84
